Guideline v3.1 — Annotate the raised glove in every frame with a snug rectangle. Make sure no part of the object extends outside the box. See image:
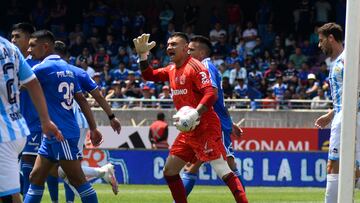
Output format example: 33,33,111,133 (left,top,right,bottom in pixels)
133,33,156,61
